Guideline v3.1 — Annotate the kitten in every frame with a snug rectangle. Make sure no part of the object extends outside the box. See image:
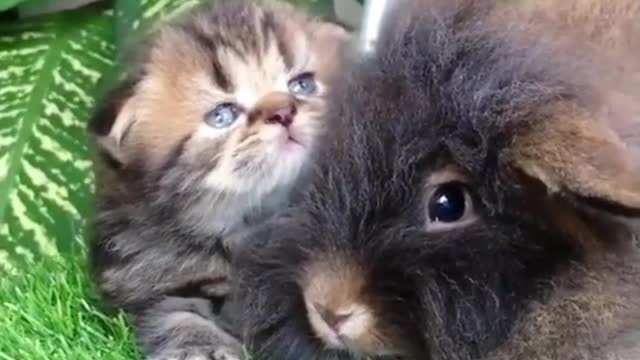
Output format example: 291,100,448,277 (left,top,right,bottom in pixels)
87,1,349,359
